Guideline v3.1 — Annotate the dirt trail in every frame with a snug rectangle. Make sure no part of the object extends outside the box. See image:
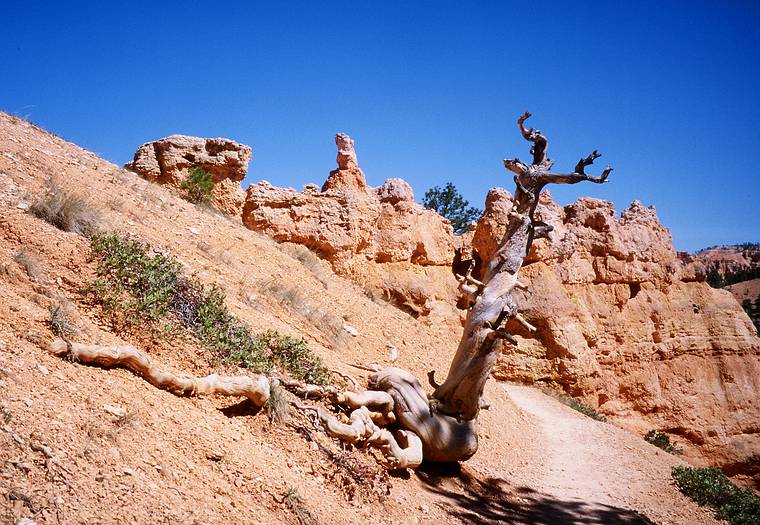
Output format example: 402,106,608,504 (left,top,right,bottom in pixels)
504,384,721,524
